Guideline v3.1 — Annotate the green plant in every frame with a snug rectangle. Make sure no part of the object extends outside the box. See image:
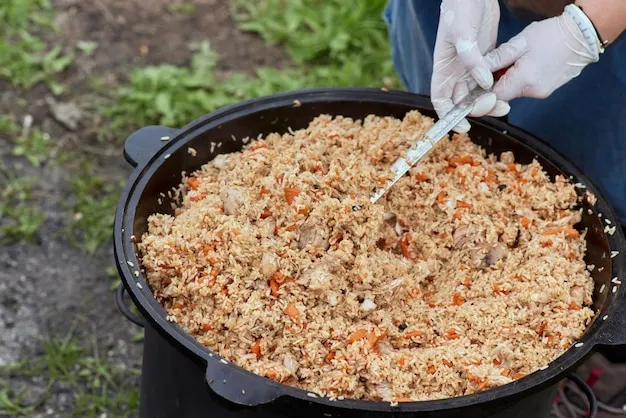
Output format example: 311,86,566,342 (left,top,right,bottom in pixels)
0,0,73,92
0,170,45,243
64,163,123,254
167,3,196,14
12,129,52,167
77,40,98,56
0,331,140,417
